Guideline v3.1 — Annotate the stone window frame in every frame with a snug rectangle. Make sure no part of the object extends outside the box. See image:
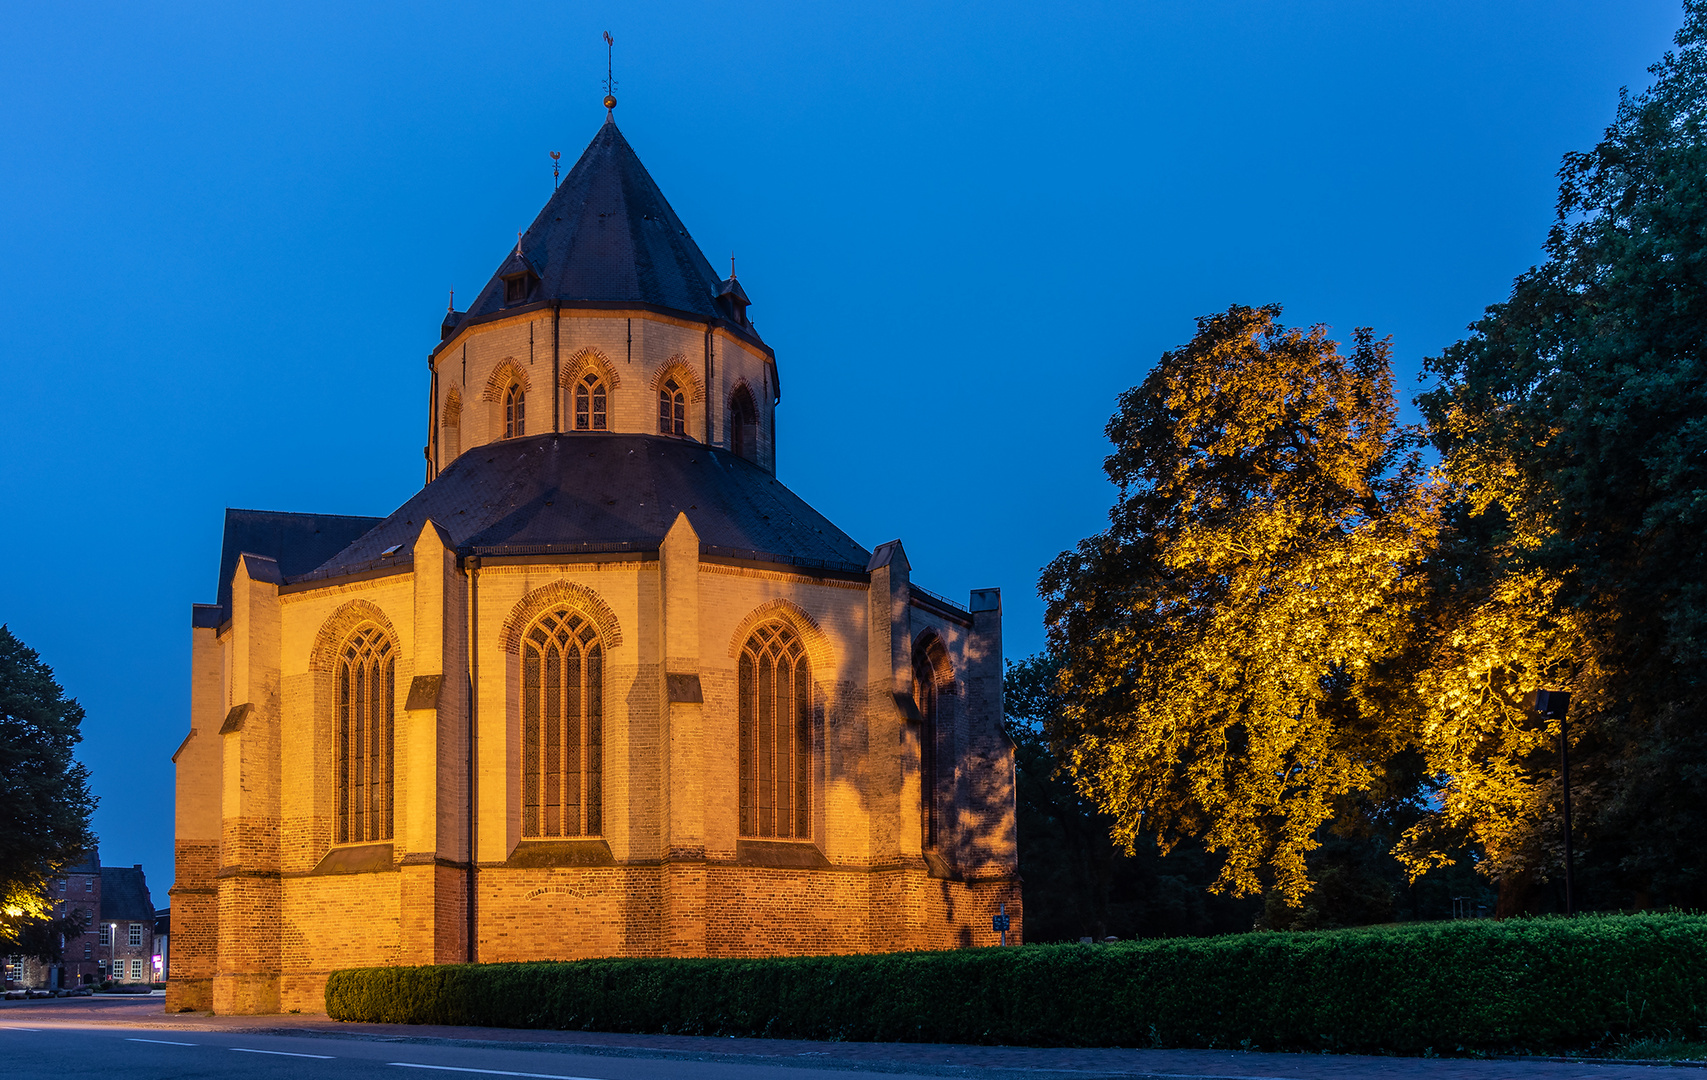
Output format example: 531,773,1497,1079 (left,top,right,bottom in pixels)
650,357,703,440
726,600,836,845
500,580,625,847
912,630,957,853
560,348,620,433
503,382,526,439
310,600,404,857
518,606,605,839
127,923,142,947
728,381,759,461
